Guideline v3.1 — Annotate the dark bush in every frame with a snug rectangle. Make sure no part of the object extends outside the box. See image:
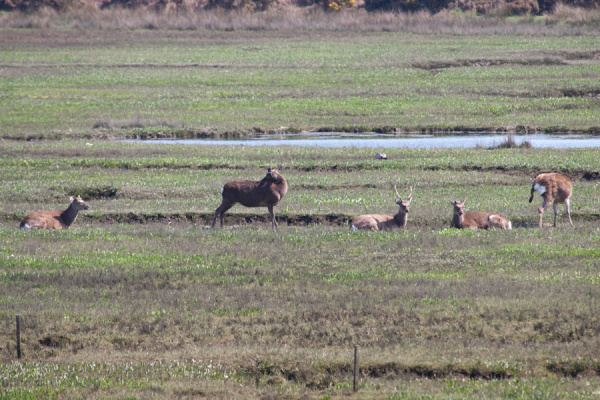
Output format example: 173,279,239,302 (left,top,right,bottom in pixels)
452,0,599,15
206,0,275,11
364,0,453,12
451,0,538,15
0,0,86,11
537,0,558,13
0,0,598,12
